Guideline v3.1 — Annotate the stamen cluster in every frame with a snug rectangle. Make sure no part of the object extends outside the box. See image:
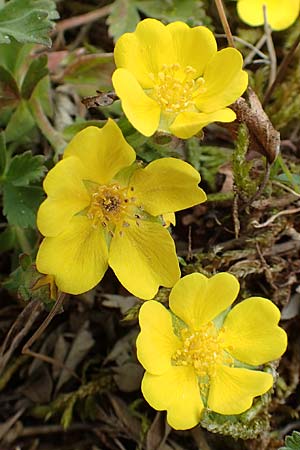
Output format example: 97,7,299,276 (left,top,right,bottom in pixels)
172,322,229,377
